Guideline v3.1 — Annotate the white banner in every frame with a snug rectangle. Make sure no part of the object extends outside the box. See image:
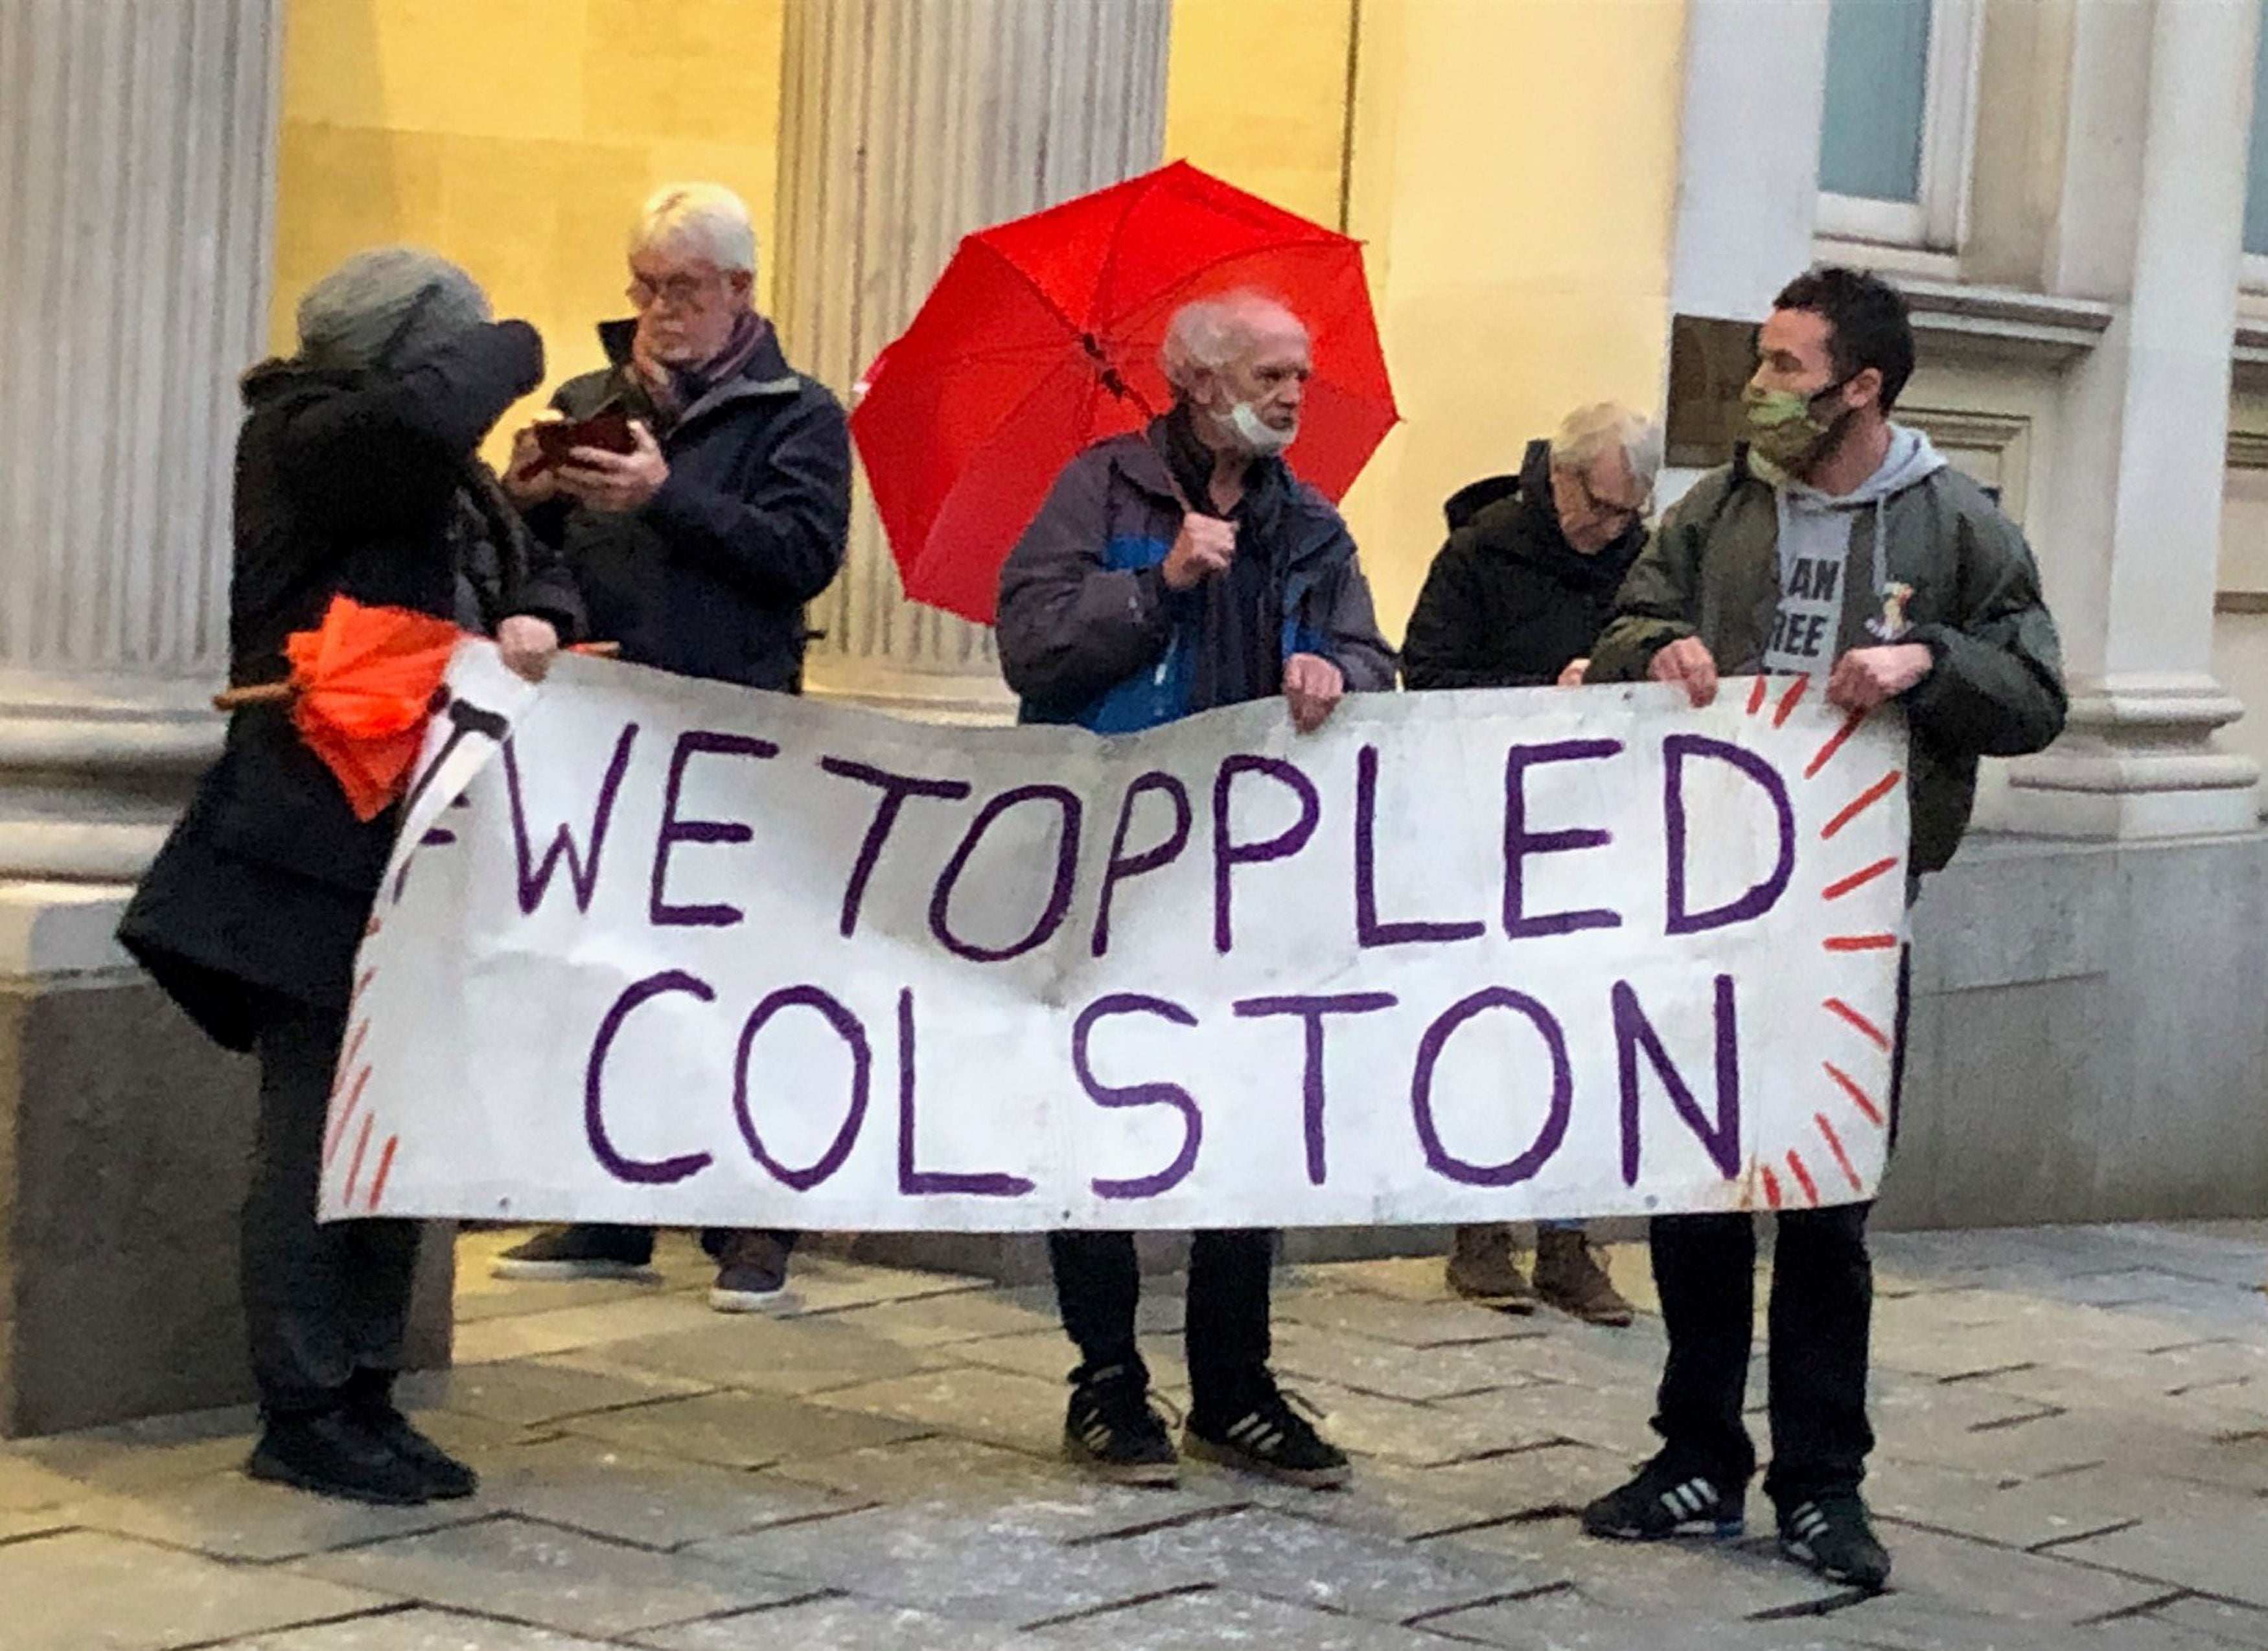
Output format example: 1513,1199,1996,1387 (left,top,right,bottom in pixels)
320,643,1909,1229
